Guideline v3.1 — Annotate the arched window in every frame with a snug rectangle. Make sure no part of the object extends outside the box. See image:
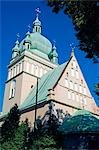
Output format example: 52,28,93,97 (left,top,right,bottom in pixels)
28,44,30,49
9,79,16,99
36,27,38,32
